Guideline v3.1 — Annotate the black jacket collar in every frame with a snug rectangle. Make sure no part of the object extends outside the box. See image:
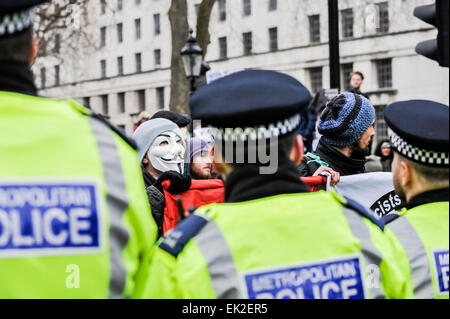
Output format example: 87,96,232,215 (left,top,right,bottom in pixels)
225,156,310,203
0,61,37,96
406,188,449,210
315,138,366,175
141,164,157,188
